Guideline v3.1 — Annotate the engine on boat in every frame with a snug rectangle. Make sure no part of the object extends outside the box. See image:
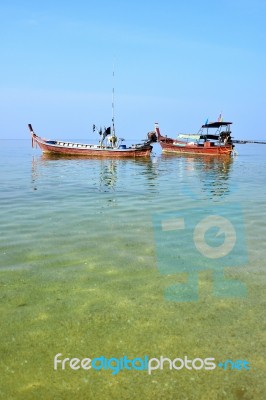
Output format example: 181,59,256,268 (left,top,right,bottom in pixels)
147,131,157,142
